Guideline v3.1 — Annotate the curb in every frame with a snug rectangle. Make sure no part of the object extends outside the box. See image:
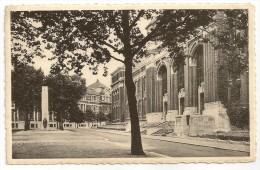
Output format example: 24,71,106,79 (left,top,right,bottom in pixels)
92,129,250,153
